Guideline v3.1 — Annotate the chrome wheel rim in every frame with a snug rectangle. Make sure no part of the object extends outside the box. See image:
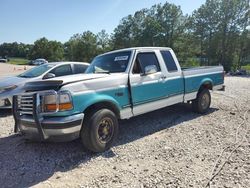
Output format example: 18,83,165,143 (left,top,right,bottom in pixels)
97,117,114,144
